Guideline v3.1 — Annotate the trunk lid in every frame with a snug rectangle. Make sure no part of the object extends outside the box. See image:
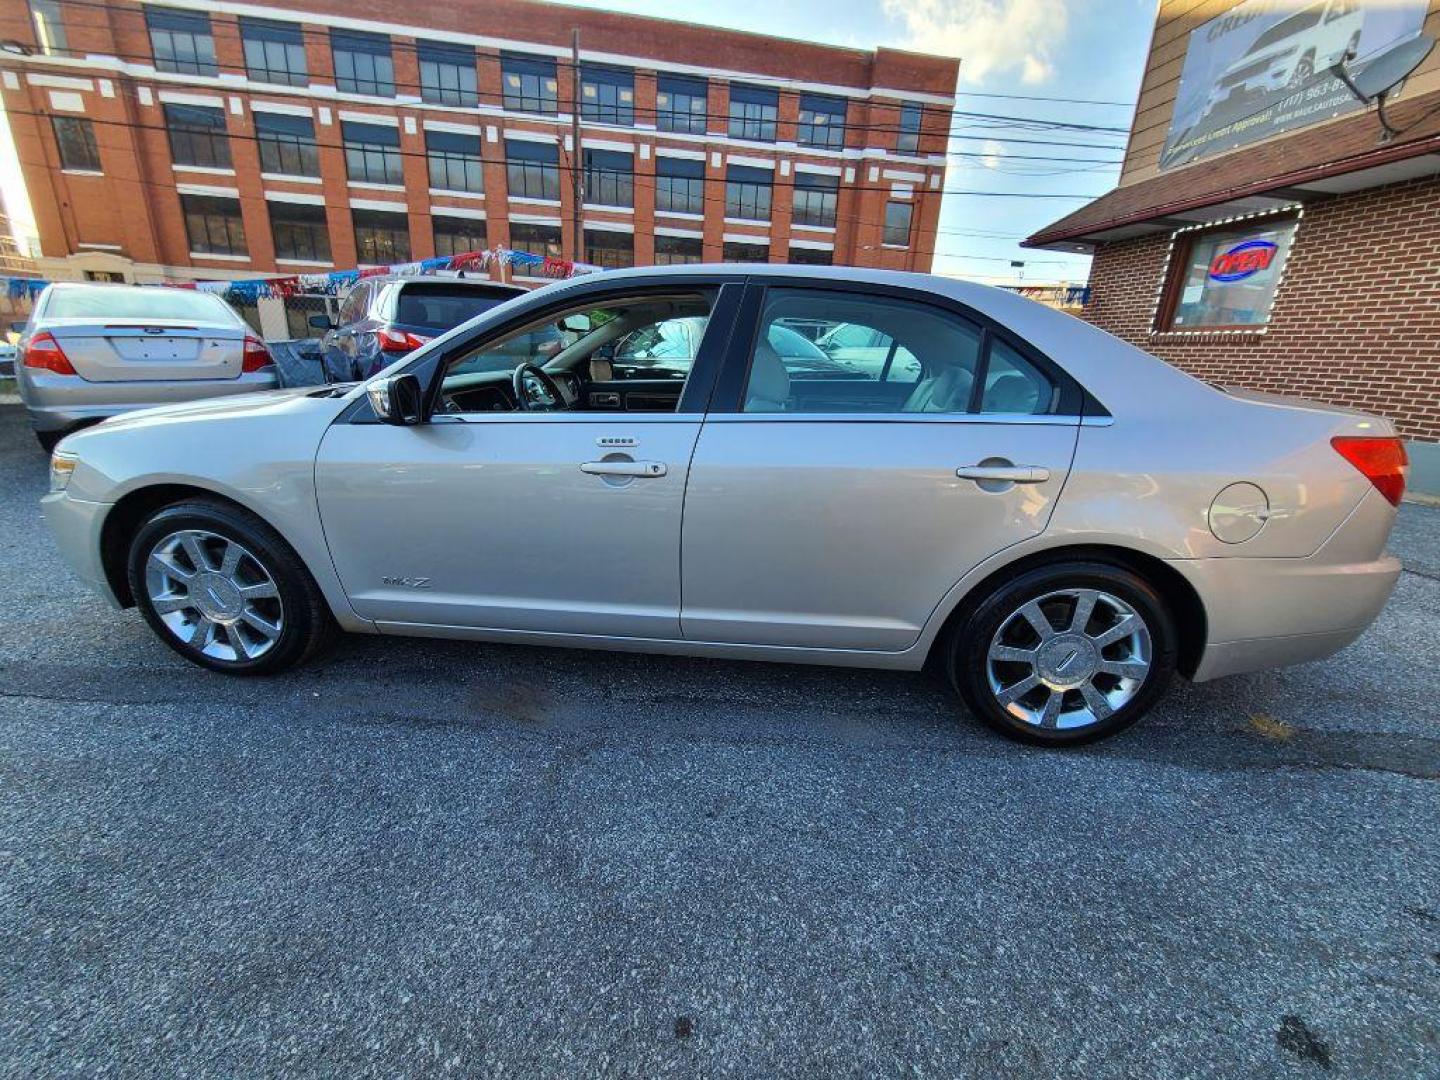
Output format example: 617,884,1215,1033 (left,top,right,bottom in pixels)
45,320,246,383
